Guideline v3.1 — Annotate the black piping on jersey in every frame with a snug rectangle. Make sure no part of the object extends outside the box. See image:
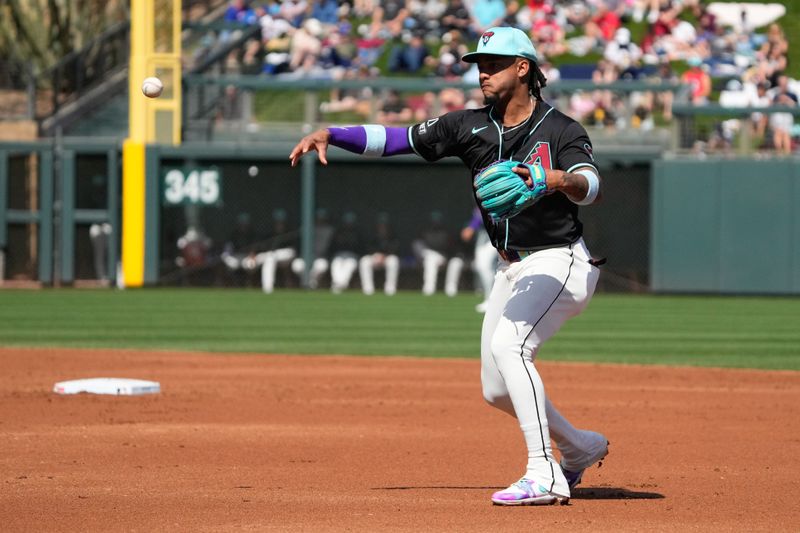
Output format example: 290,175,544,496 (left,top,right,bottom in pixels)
519,107,556,163
489,104,556,252
518,242,575,494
